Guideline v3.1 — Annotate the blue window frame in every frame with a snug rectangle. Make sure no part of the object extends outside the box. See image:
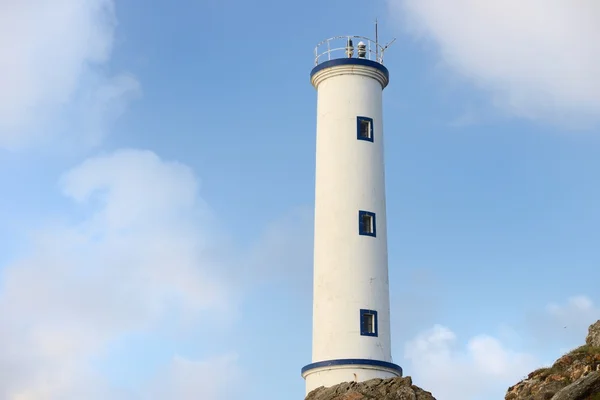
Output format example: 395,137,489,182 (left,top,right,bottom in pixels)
358,210,376,237
360,309,378,337
357,116,374,142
